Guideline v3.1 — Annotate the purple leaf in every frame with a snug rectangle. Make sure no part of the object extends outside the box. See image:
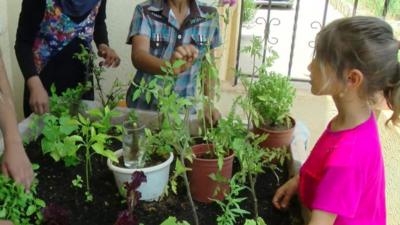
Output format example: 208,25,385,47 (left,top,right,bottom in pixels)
114,210,138,225
124,171,146,197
